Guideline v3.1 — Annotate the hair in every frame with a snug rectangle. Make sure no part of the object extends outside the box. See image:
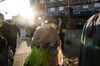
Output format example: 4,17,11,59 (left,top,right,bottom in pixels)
0,13,4,19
